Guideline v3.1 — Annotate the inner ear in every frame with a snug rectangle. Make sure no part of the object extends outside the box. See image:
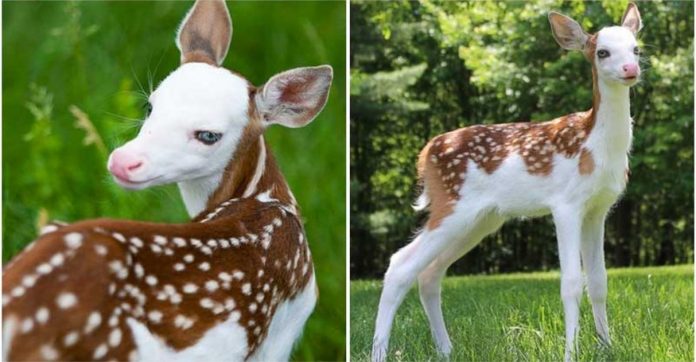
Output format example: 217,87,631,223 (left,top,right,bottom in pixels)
176,0,232,66
548,12,589,51
256,66,333,128
621,2,643,34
